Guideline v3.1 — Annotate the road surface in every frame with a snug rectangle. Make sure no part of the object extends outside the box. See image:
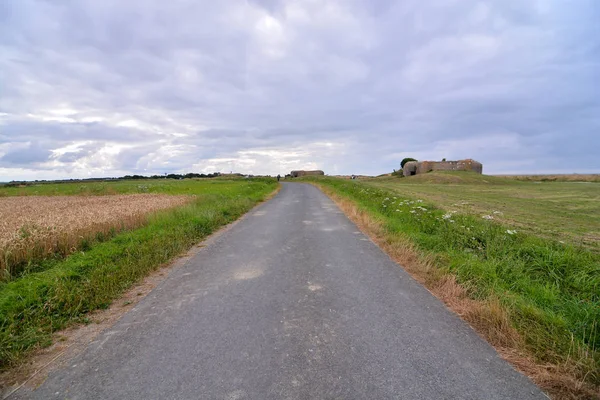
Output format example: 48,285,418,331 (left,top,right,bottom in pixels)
18,183,545,399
